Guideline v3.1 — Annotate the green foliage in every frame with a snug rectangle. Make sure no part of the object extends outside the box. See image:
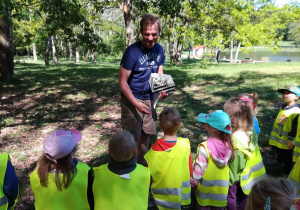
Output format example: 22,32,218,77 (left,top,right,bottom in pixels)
288,19,300,47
